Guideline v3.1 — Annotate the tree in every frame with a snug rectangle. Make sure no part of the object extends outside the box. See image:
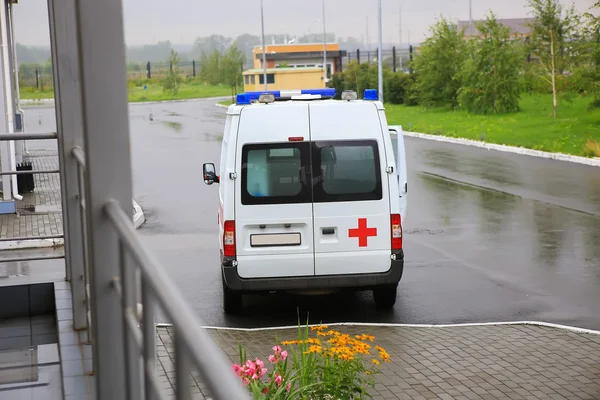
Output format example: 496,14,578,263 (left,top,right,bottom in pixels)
162,49,182,95
200,49,223,85
221,45,245,98
412,17,467,108
458,12,523,114
527,0,581,117
580,1,600,108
